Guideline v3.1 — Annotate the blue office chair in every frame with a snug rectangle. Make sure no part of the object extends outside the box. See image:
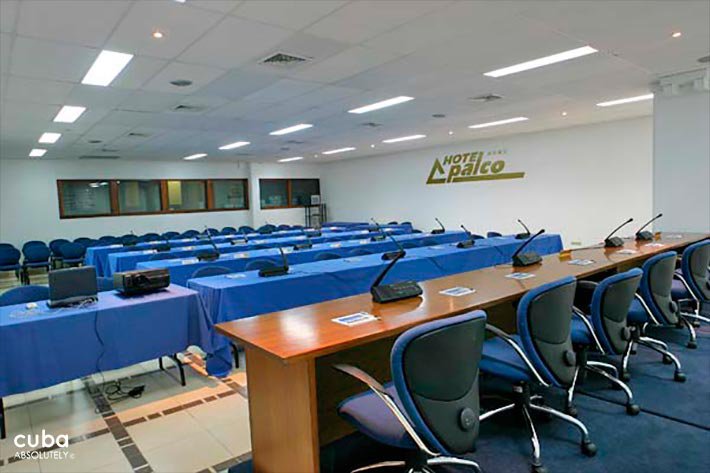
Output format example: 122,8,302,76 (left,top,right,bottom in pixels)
277,224,291,231
162,231,180,240
336,311,486,472
348,248,373,257
291,225,304,230
245,259,278,272
315,252,341,261
181,230,200,239
22,244,51,284
191,265,231,279
22,240,45,250
220,227,237,235
59,242,86,267
257,224,276,234
567,269,643,416
671,239,709,324
73,237,94,248
0,247,21,283
96,277,115,292
480,276,597,472
0,285,49,307
487,231,503,238
0,243,14,250
140,233,161,242
206,228,219,236
49,239,70,268
239,226,255,234
98,236,119,245
386,221,398,225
